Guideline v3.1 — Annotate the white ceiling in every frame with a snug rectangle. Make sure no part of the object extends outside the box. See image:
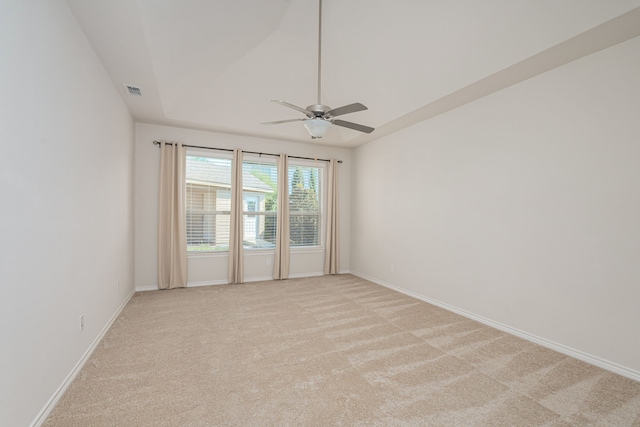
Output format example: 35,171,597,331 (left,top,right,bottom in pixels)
66,0,640,147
